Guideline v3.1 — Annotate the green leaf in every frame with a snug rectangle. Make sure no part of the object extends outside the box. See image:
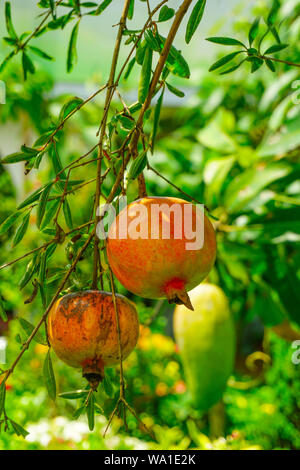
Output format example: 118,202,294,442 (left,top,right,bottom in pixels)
185,0,206,44
67,21,80,73
28,45,54,61
144,30,160,52
0,381,6,418
22,51,35,80
206,36,246,47
248,17,260,46
223,164,289,212
37,183,53,229
19,252,40,290
49,0,56,19
118,114,135,131
86,393,95,431
165,82,184,98
209,51,243,72
124,57,135,80
40,199,60,230
5,2,17,39
73,406,86,419
9,420,29,438
0,50,15,73
158,5,175,22
94,0,113,15
1,152,33,164
138,47,152,103
265,58,276,72
13,212,30,247
102,374,114,397
0,297,8,322
59,97,83,122
39,250,47,285
127,0,134,20
128,149,148,179
220,59,246,75
19,318,48,346
0,211,22,235
43,350,56,401
249,56,264,73
264,44,289,55
17,186,46,210
59,390,89,399
267,0,280,26
63,199,73,229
